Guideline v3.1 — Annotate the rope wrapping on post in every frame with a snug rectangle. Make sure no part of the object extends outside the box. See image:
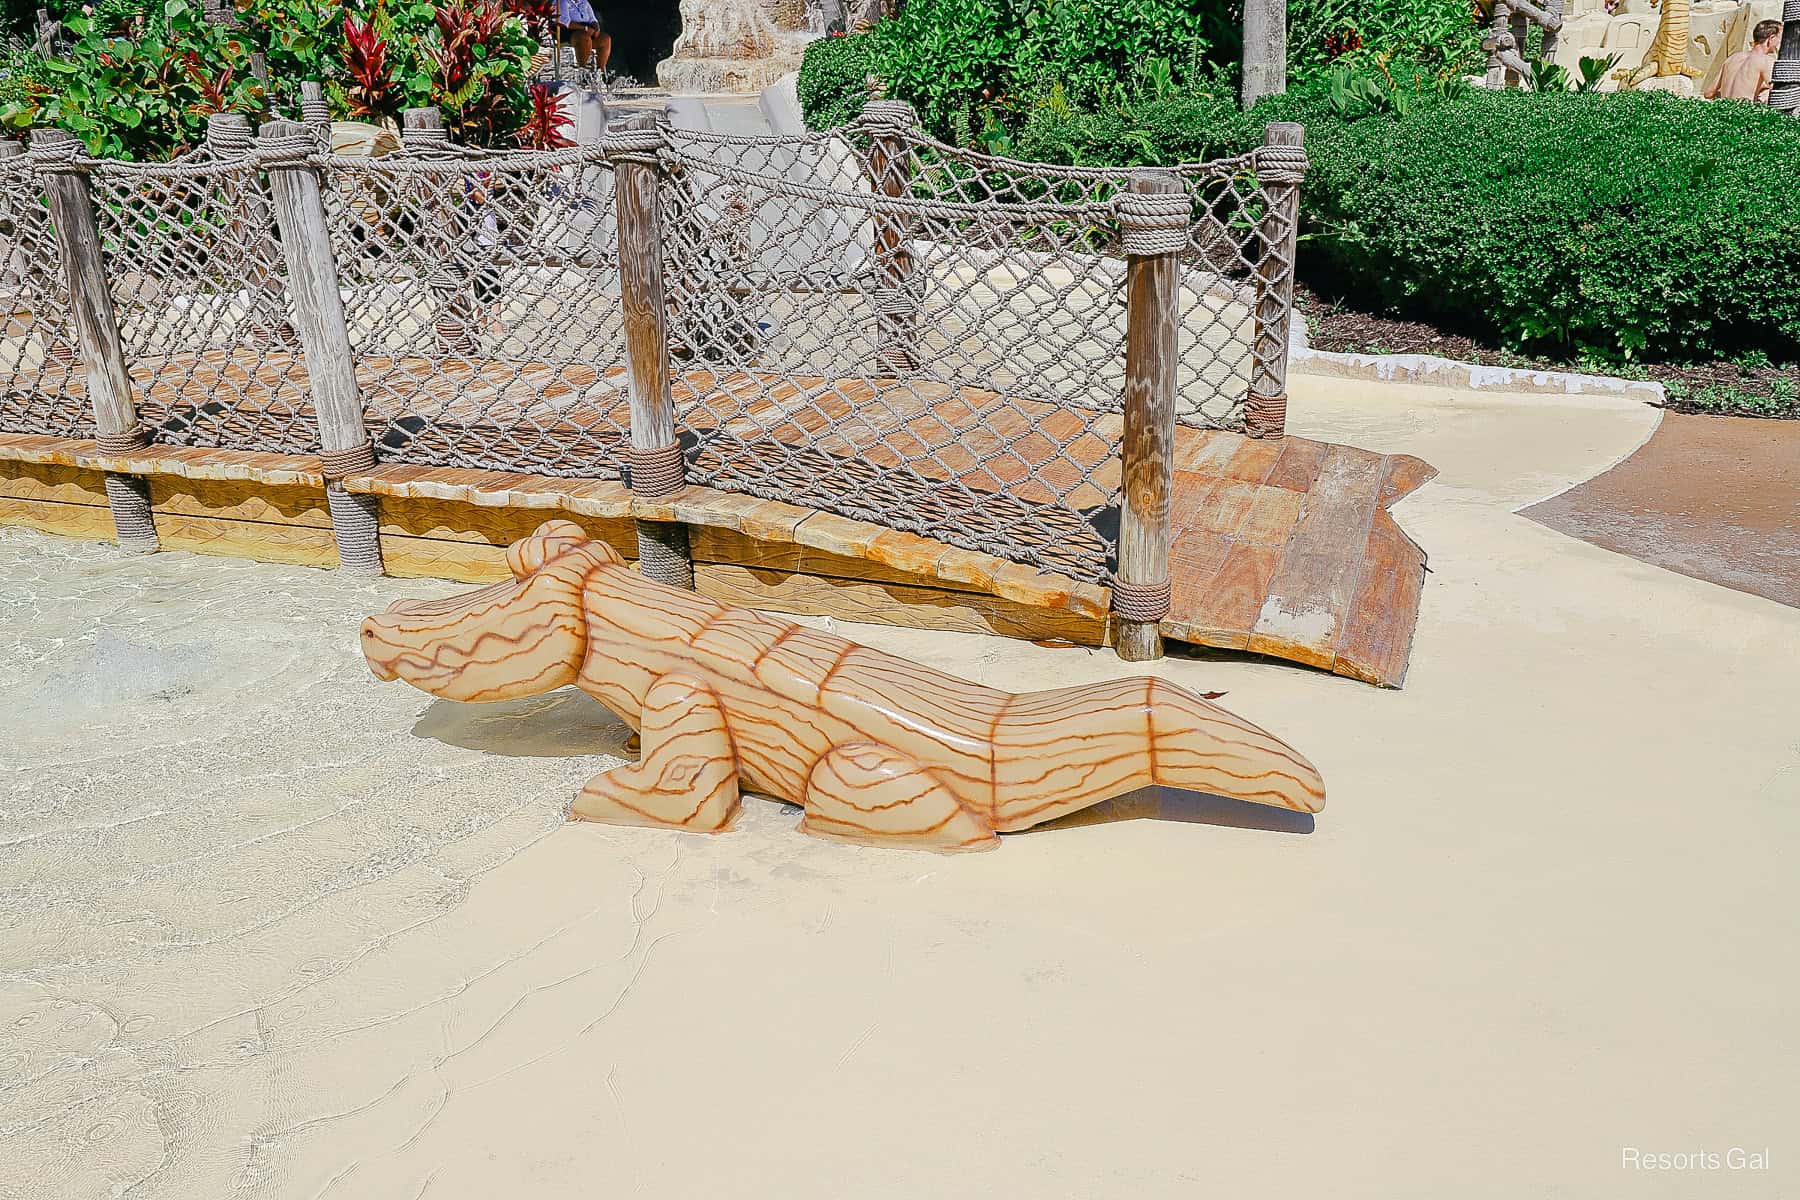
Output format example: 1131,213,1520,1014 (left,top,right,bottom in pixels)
858,100,919,135
628,442,686,497
324,485,384,574
402,126,452,157
254,129,320,169
102,472,158,552
1246,390,1288,438
317,441,378,481
1115,190,1192,257
1253,144,1309,185
300,82,331,128
25,134,84,172
93,425,149,454
1110,578,1171,623
637,522,696,589
601,126,664,167
204,113,253,160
